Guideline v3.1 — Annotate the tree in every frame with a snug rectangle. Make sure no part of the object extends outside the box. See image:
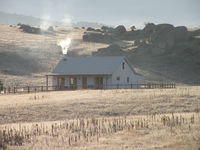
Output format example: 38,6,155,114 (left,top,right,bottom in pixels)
101,26,114,33
48,26,54,31
114,25,126,34
101,26,109,32
130,26,136,31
